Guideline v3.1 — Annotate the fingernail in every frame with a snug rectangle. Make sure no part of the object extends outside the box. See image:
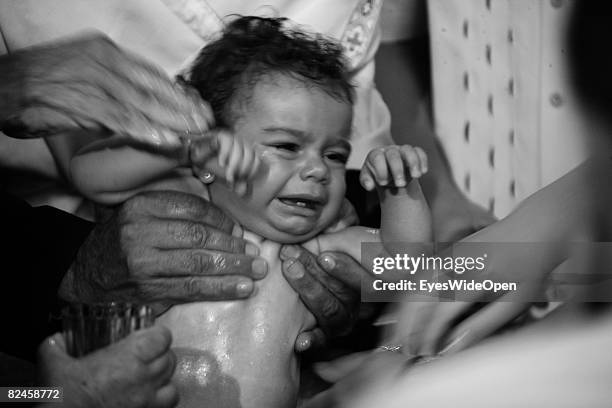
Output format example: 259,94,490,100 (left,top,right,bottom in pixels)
379,179,388,186
297,337,311,351
280,245,299,260
319,254,336,272
284,259,304,279
146,128,164,146
395,177,406,187
251,258,268,278
364,179,374,190
236,280,254,297
245,242,259,256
